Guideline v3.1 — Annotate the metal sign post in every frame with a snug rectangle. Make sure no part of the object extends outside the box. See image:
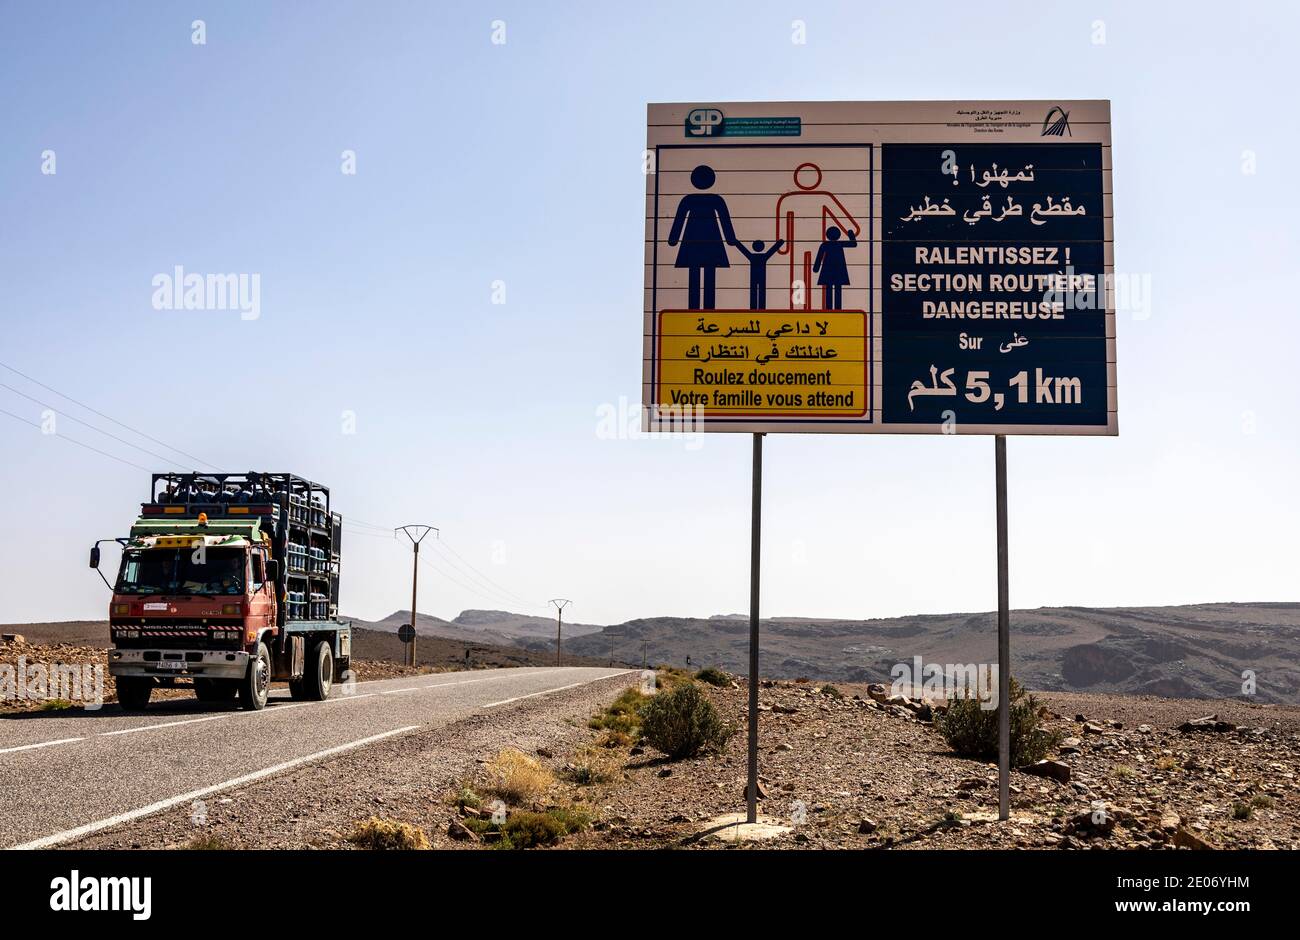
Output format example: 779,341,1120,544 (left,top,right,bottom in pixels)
995,436,1011,820
746,432,764,825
